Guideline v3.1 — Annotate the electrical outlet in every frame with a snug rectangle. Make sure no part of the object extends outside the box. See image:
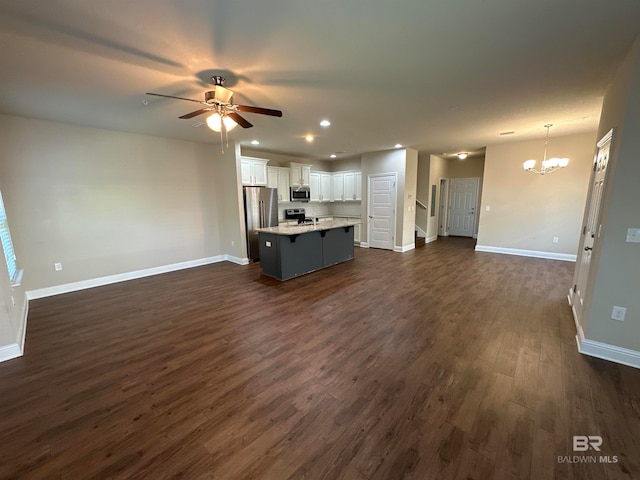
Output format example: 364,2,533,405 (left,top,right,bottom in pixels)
626,228,640,243
553,236,559,243
611,306,627,321
485,205,491,212
54,262,62,271
231,240,235,247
